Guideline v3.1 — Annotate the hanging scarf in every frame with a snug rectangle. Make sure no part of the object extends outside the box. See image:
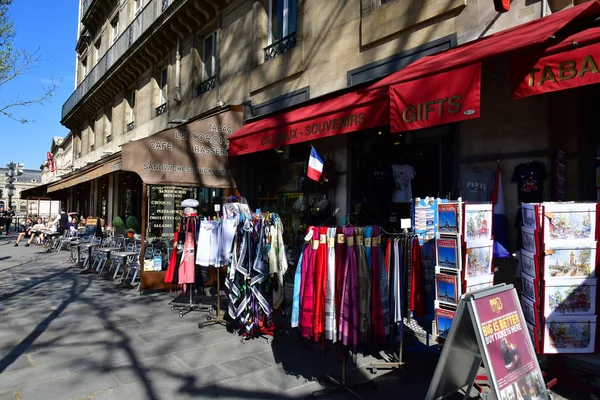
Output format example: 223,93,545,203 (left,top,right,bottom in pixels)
312,227,328,342
291,243,306,328
355,227,370,344
364,227,373,270
299,227,318,340
339,227,359,353
379,234,390,335
370,227,386,346
334,227,345,328
325,227,337,342
390,238,403,324
410,237,425,319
